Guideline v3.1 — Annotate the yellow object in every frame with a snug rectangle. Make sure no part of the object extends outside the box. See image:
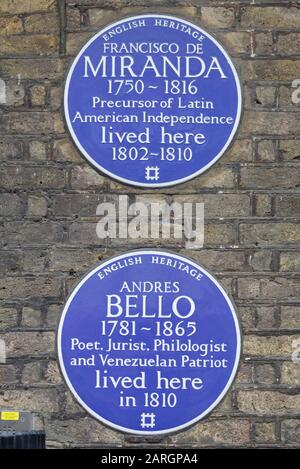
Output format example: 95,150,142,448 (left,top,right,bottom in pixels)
1,411,20,421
